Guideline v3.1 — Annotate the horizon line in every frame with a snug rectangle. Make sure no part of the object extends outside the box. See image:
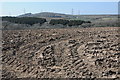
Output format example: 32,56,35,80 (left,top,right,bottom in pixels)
0,12,118,17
